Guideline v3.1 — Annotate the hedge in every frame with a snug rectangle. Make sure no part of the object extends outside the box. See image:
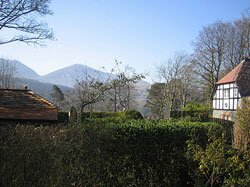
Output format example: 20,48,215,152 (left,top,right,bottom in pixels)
81,110,144,121
0,120,220,186
58,111,69,124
